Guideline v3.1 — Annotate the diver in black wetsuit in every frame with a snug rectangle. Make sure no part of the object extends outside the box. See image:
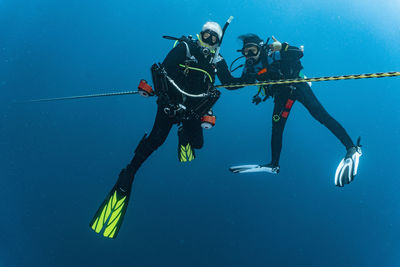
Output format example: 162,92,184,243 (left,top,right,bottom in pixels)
231,34,361,184
90,21,237,238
